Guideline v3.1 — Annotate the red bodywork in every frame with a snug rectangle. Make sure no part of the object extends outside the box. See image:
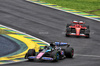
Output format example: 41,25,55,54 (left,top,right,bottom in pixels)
67,23,88,37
